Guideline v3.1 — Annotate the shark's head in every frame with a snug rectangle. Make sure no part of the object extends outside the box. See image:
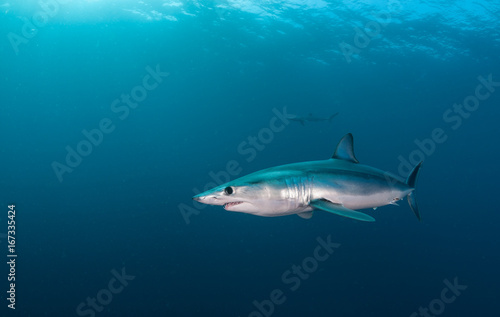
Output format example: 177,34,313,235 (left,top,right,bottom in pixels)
193,180,280,214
